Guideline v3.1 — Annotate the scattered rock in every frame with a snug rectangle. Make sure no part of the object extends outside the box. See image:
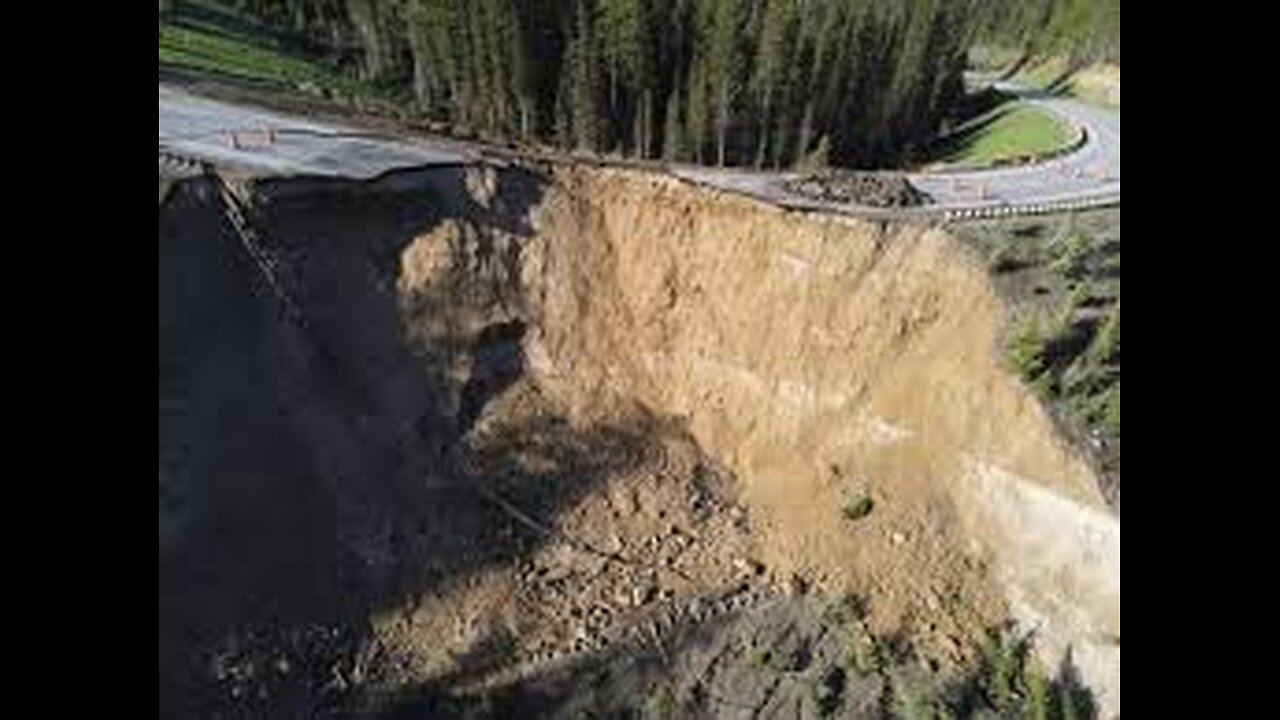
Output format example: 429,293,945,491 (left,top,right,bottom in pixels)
588,605,611,625
600,533,624,554
842,494,875,522
788,574,810,596
580,553,608,578
733,557,766,579
633,585,658,607
689,489,708,515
